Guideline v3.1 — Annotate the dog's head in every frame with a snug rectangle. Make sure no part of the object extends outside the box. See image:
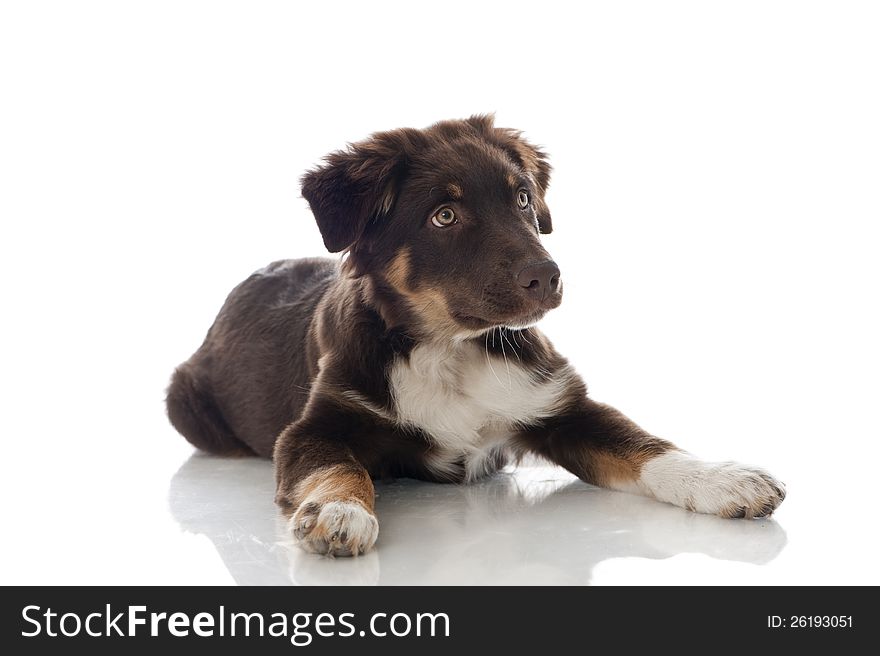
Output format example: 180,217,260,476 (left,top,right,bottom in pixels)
301,115,561,338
